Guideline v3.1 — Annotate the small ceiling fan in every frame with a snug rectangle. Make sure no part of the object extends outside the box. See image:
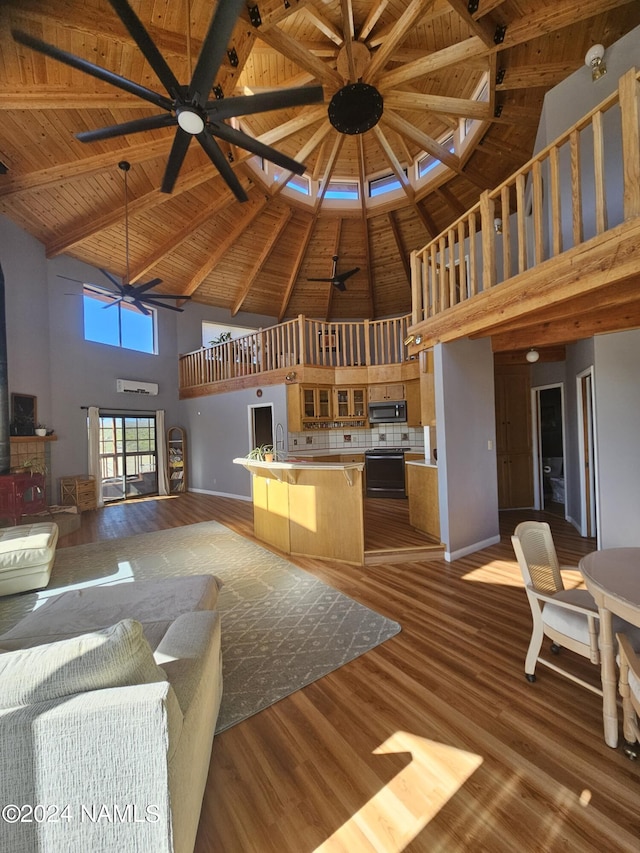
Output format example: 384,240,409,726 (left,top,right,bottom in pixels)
12,0,324,201
60,161,191,314
307,256,360,292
